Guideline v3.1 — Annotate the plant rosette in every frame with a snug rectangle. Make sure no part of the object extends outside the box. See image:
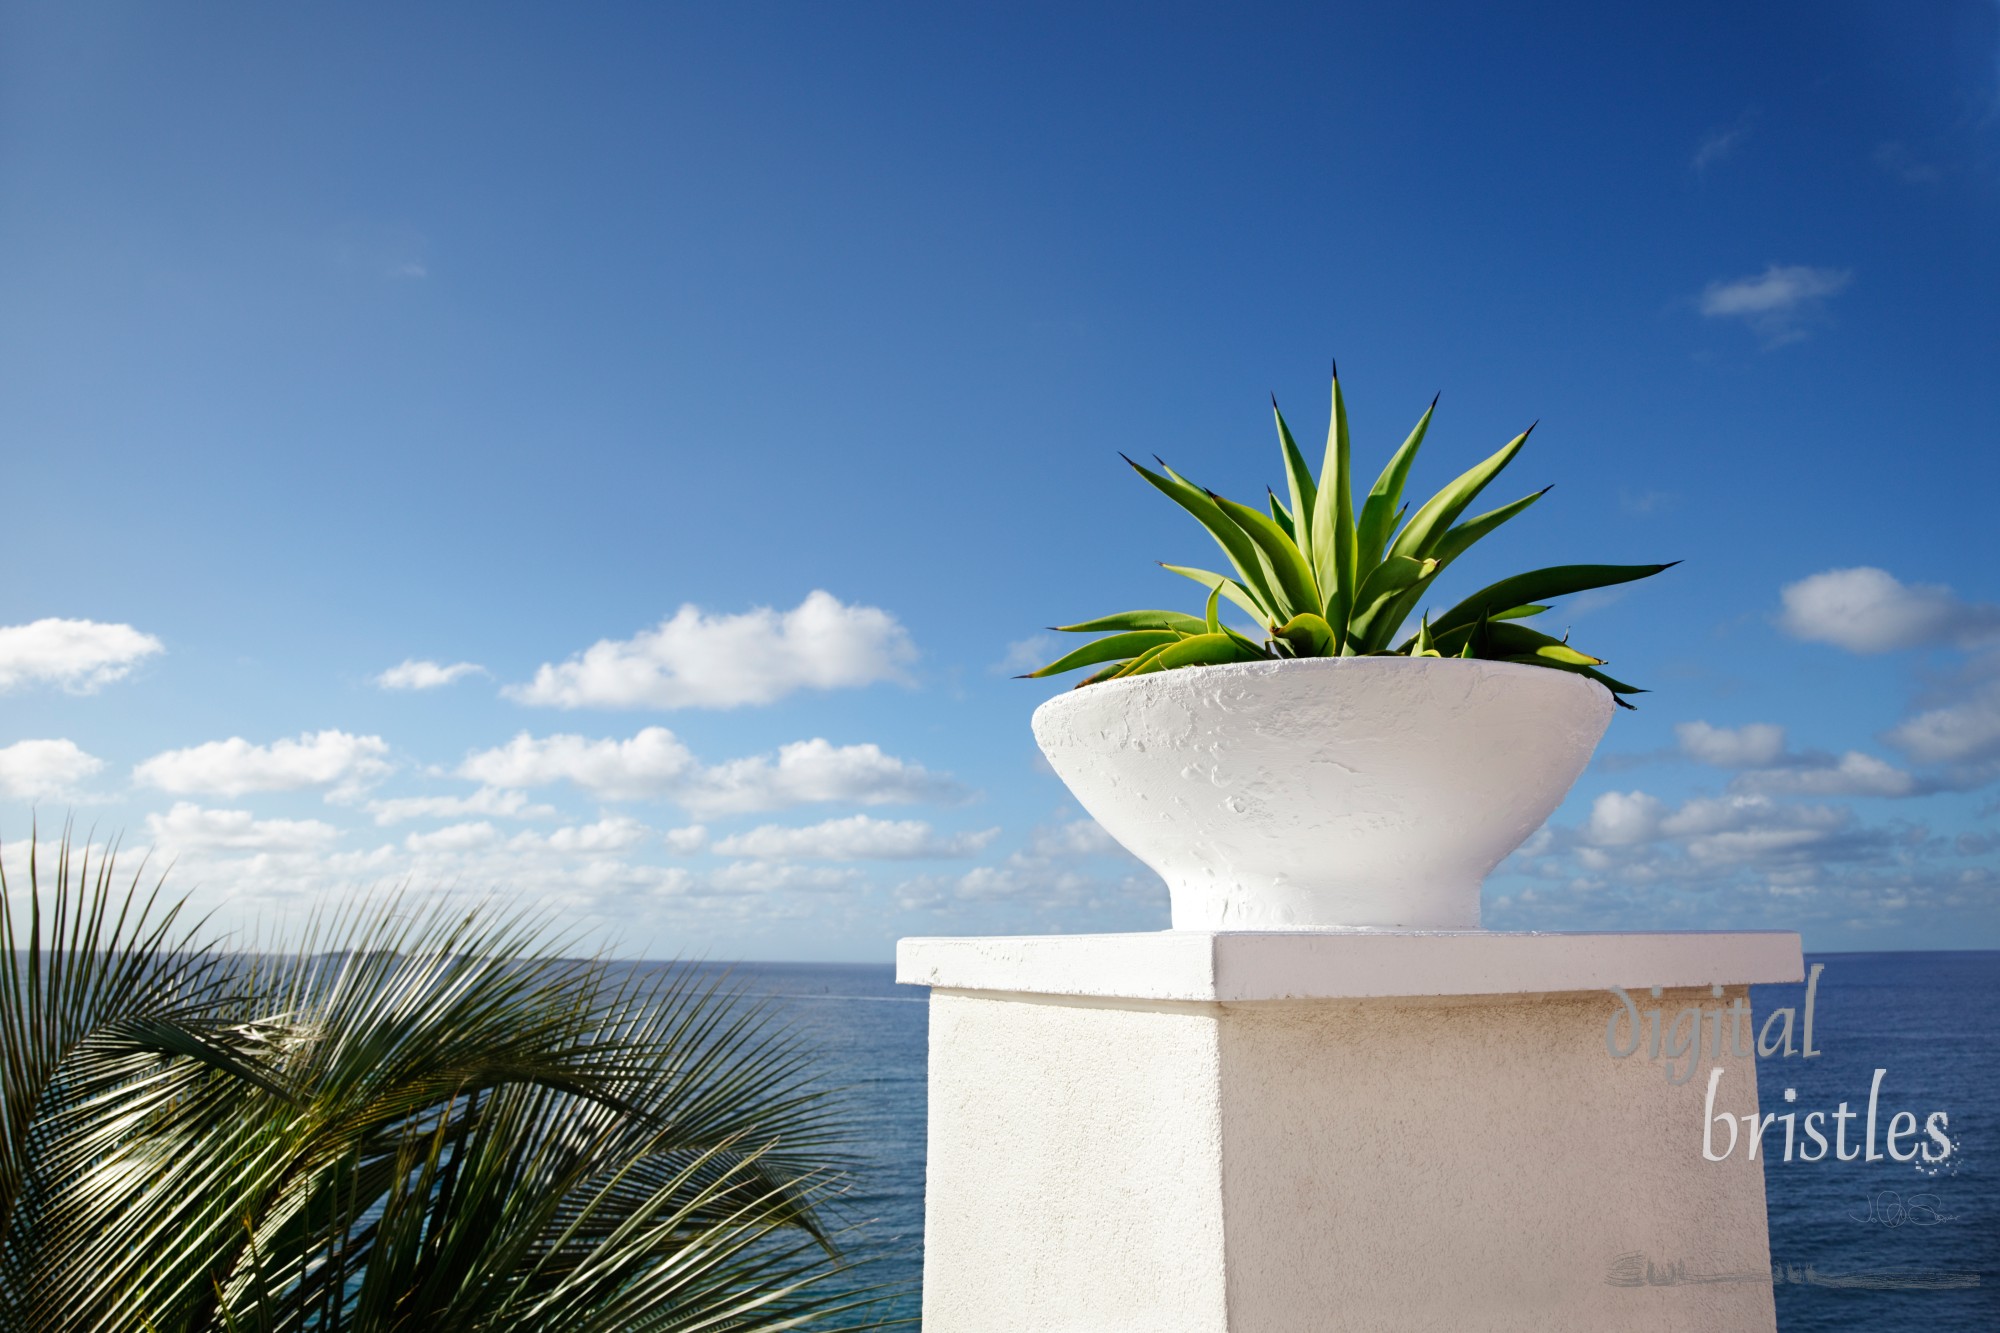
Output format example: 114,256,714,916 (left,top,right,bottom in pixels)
1025,367,1671,931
